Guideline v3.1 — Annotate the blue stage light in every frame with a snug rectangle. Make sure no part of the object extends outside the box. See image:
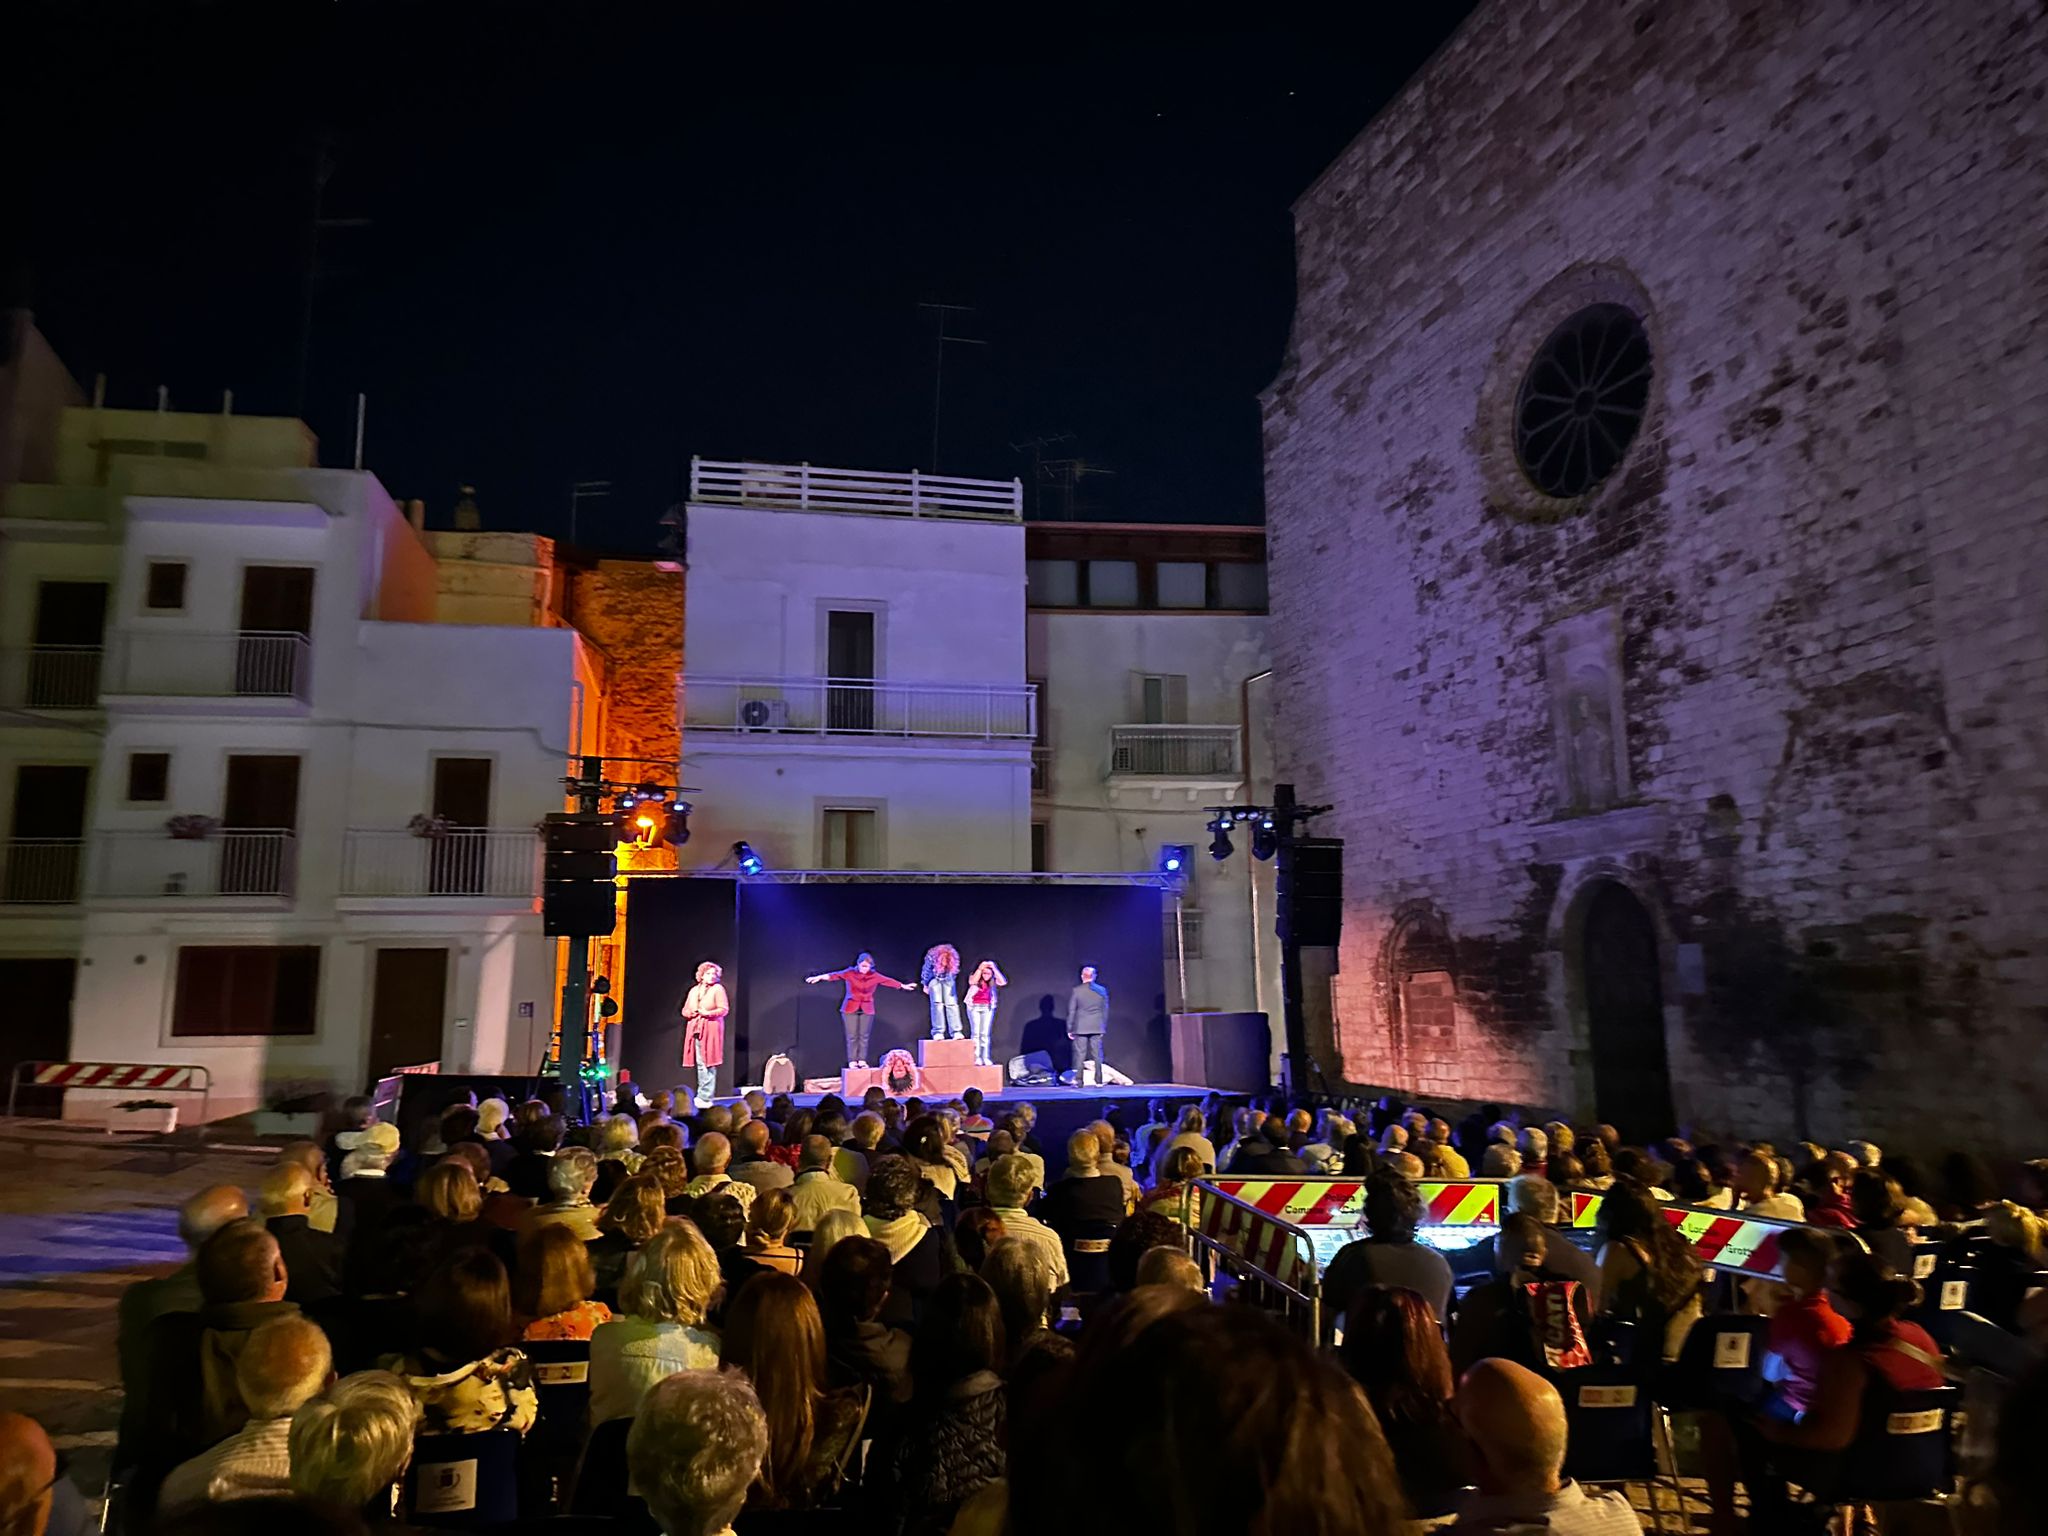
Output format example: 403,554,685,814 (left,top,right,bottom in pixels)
732,840,764,875
1158,843,1193,878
